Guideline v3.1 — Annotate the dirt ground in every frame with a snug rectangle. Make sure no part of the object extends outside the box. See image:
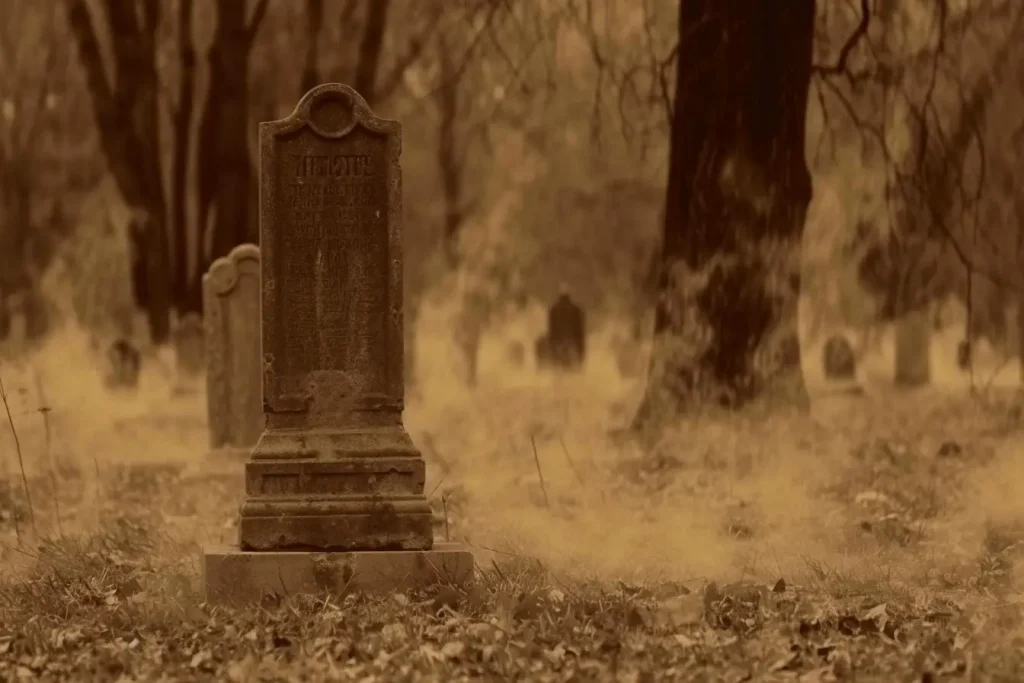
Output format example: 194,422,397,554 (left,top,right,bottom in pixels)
1,327,1023,681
